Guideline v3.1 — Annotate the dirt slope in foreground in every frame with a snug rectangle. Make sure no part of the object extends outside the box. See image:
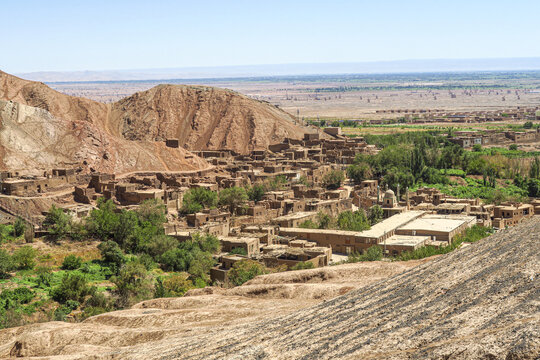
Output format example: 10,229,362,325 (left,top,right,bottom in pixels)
0,259,427,358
